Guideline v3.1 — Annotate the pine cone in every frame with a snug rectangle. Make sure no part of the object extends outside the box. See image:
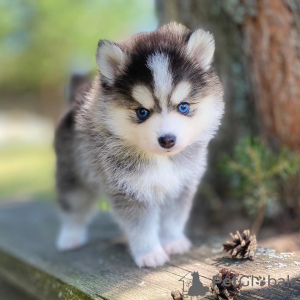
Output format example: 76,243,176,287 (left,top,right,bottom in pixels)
210,268,242,300
171,290,183,300
223,229,257,260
